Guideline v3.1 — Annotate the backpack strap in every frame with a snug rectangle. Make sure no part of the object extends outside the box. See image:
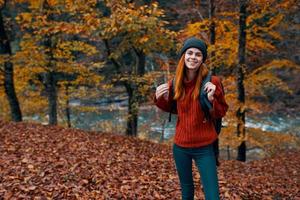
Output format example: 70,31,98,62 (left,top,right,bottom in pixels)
199,71,213,120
